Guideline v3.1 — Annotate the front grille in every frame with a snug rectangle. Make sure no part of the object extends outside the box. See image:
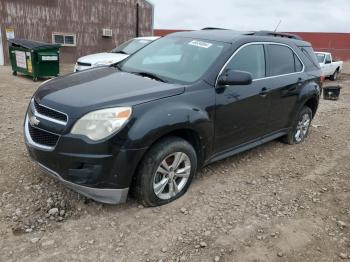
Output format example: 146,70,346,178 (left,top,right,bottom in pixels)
28,123,59,147
34,100,67,122
77,61,91,66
